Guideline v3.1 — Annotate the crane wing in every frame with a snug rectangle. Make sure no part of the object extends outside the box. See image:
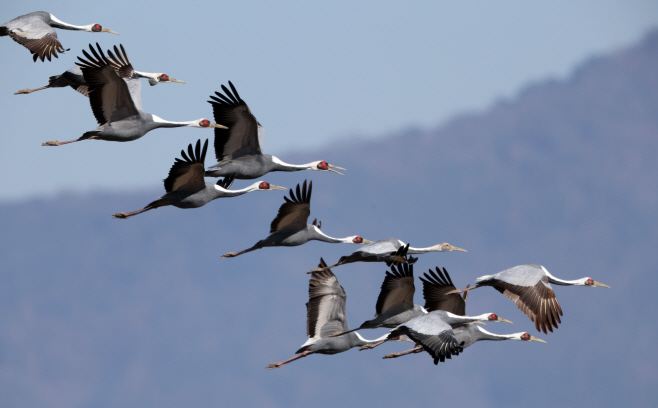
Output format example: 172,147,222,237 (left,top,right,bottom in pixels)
421,267,466,315
76,43,140,125
163,139,208,193
208,81,262,162
269,180,311,233
6,17,66,62
395,313,459,365
306,259,349,338
375,263,415,317
482,275,563,334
